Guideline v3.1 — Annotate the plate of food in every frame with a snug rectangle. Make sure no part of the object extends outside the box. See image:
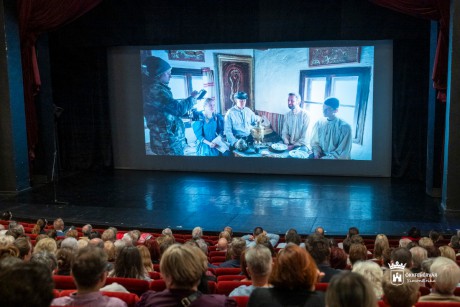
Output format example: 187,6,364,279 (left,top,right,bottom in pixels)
270,143,288,152
289,150,309,159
